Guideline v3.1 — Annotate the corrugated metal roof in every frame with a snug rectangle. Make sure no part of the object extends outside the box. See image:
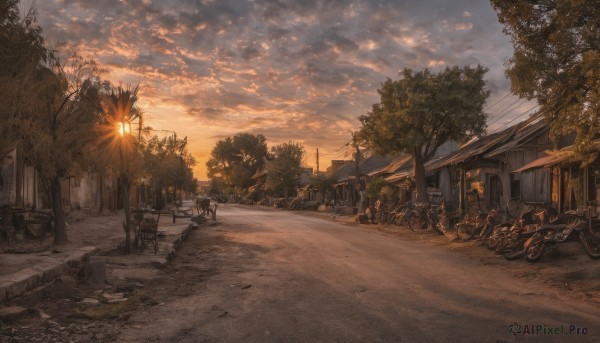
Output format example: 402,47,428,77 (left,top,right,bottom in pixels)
426,117,546,170
512,139,600,173
385,171,411,183
484,119,548,158
335,155,393,182
512,153,565,173
368,154,412,177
